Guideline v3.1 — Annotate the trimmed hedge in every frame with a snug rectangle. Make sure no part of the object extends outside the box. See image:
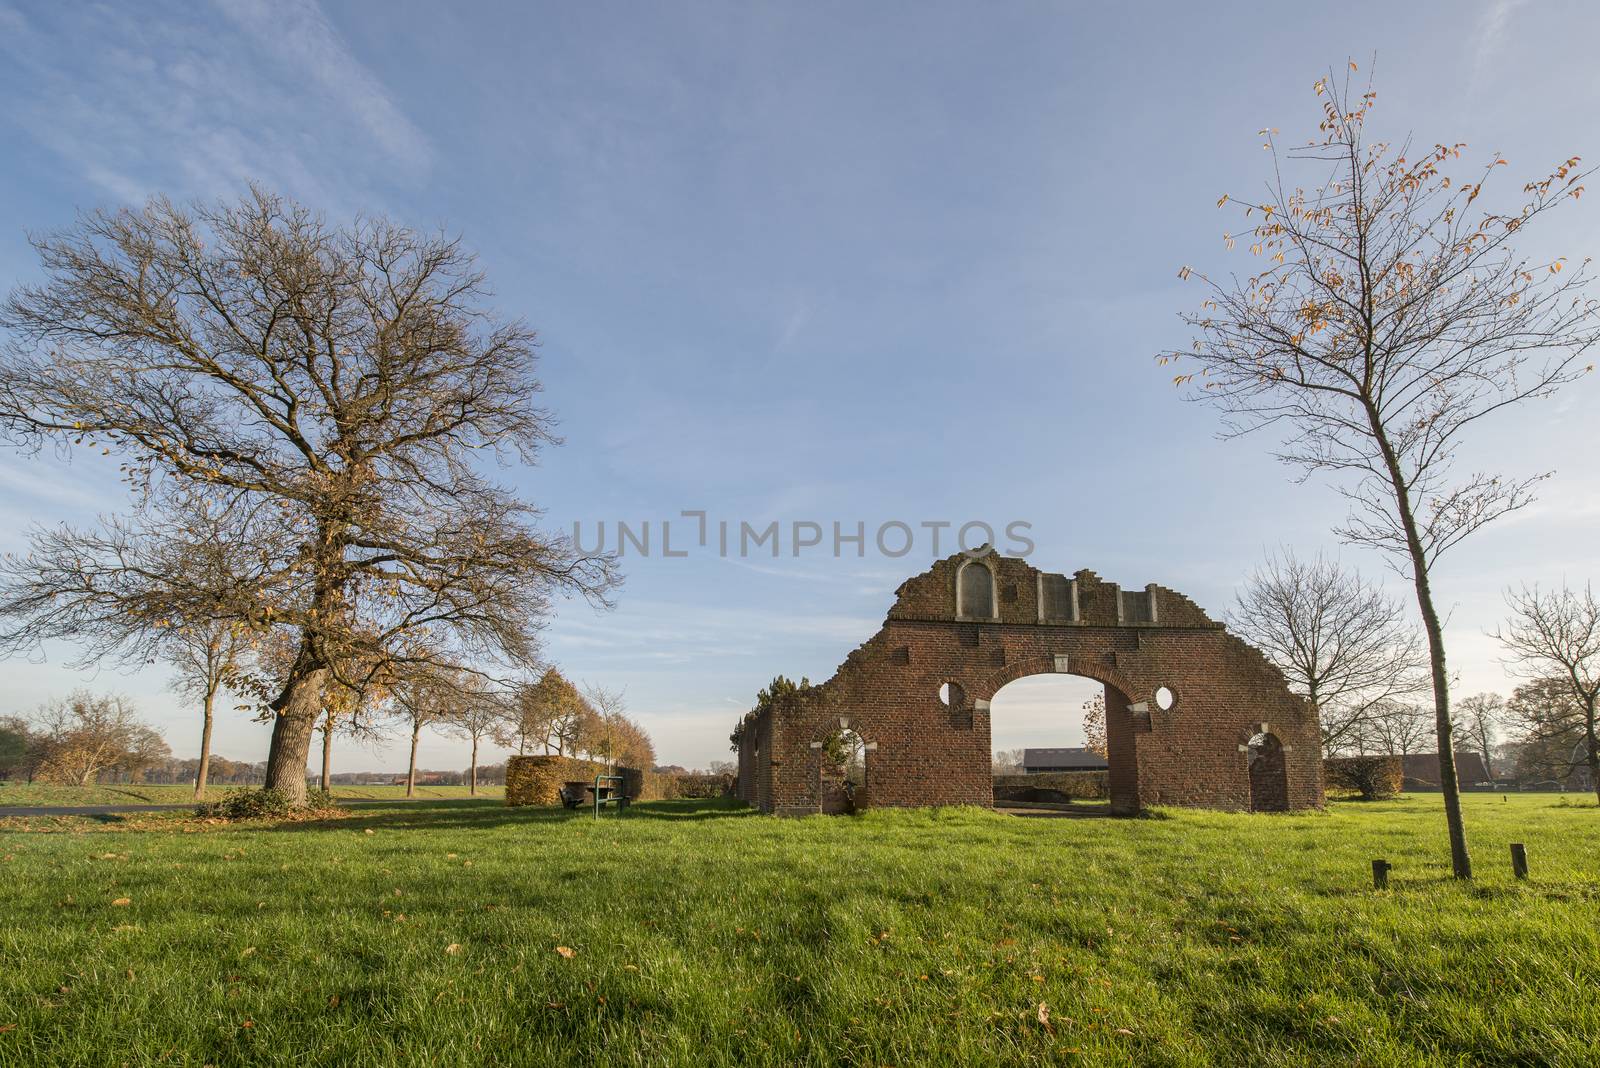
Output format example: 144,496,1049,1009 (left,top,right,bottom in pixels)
506,756,641,806
993,771,1108,803
1324,755,1403,800
504,760,736,806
